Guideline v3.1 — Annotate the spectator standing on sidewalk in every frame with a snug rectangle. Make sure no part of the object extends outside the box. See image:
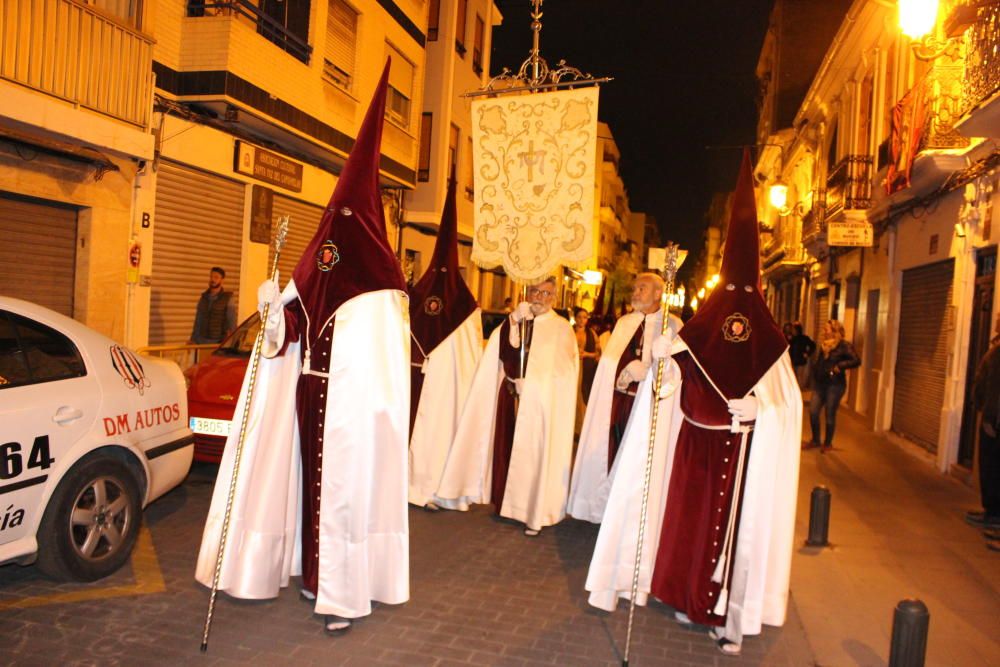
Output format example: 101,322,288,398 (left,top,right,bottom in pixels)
805,320,860,452
574,307,601,406
189,266,237,344
789,323,816,389
969,313,1000,548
